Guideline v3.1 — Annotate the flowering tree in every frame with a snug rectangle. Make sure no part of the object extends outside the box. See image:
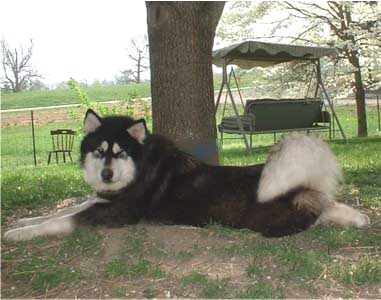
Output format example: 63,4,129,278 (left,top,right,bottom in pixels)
218,1,381,137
